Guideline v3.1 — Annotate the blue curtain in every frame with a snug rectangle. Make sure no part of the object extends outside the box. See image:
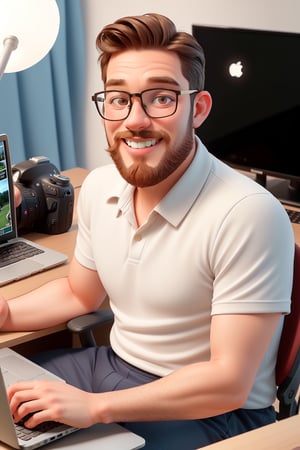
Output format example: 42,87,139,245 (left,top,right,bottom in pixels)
0,0,85,170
